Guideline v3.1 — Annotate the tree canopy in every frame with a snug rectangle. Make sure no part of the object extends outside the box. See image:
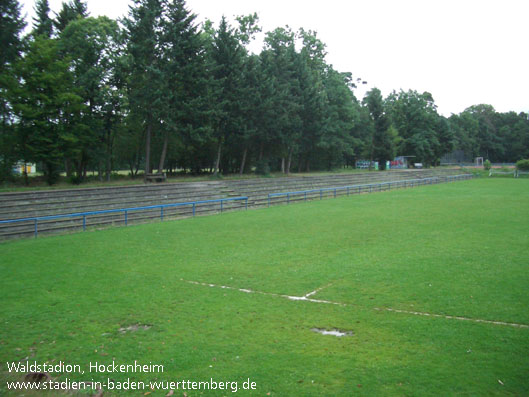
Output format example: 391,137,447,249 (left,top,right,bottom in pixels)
1,0,527,185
